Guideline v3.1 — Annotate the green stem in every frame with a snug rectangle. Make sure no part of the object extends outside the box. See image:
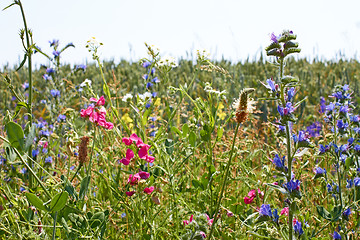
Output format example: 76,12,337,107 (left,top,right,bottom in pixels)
52,212,58,240
87,127,97,177
18,0,34,190
208,122,240,239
